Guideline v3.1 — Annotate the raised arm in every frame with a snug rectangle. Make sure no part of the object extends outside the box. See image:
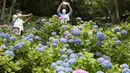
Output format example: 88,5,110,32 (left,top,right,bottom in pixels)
67,3,73,15
17,13,32,18
23,13,33,24
57,3,63,16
